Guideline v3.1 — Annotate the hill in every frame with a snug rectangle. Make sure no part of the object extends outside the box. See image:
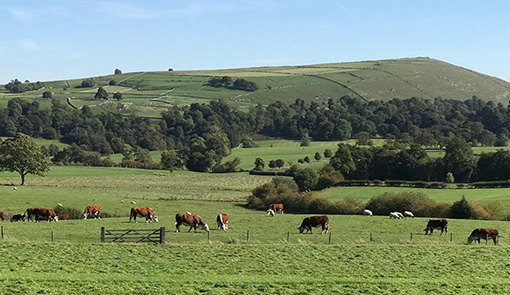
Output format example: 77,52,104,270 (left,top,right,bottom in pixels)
2,57,510,117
